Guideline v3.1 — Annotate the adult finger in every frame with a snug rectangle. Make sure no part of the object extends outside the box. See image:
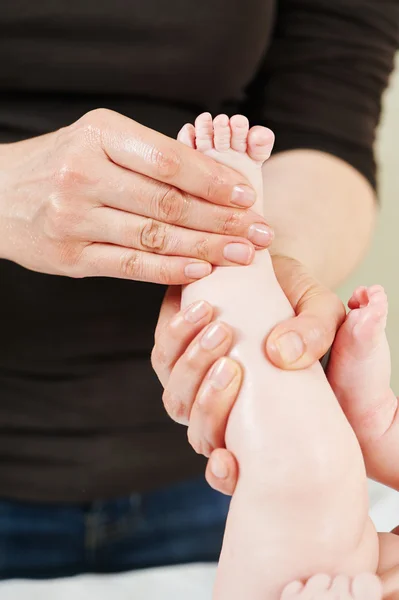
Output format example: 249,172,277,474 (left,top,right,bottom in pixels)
153,286,182,346
93,163,273,248
76,109,257,208
187,357,242,457
87,206,256,266
78,242,213,285
266,256,346,369
162,322,234,425
152,297,214,388
206,449,239,496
